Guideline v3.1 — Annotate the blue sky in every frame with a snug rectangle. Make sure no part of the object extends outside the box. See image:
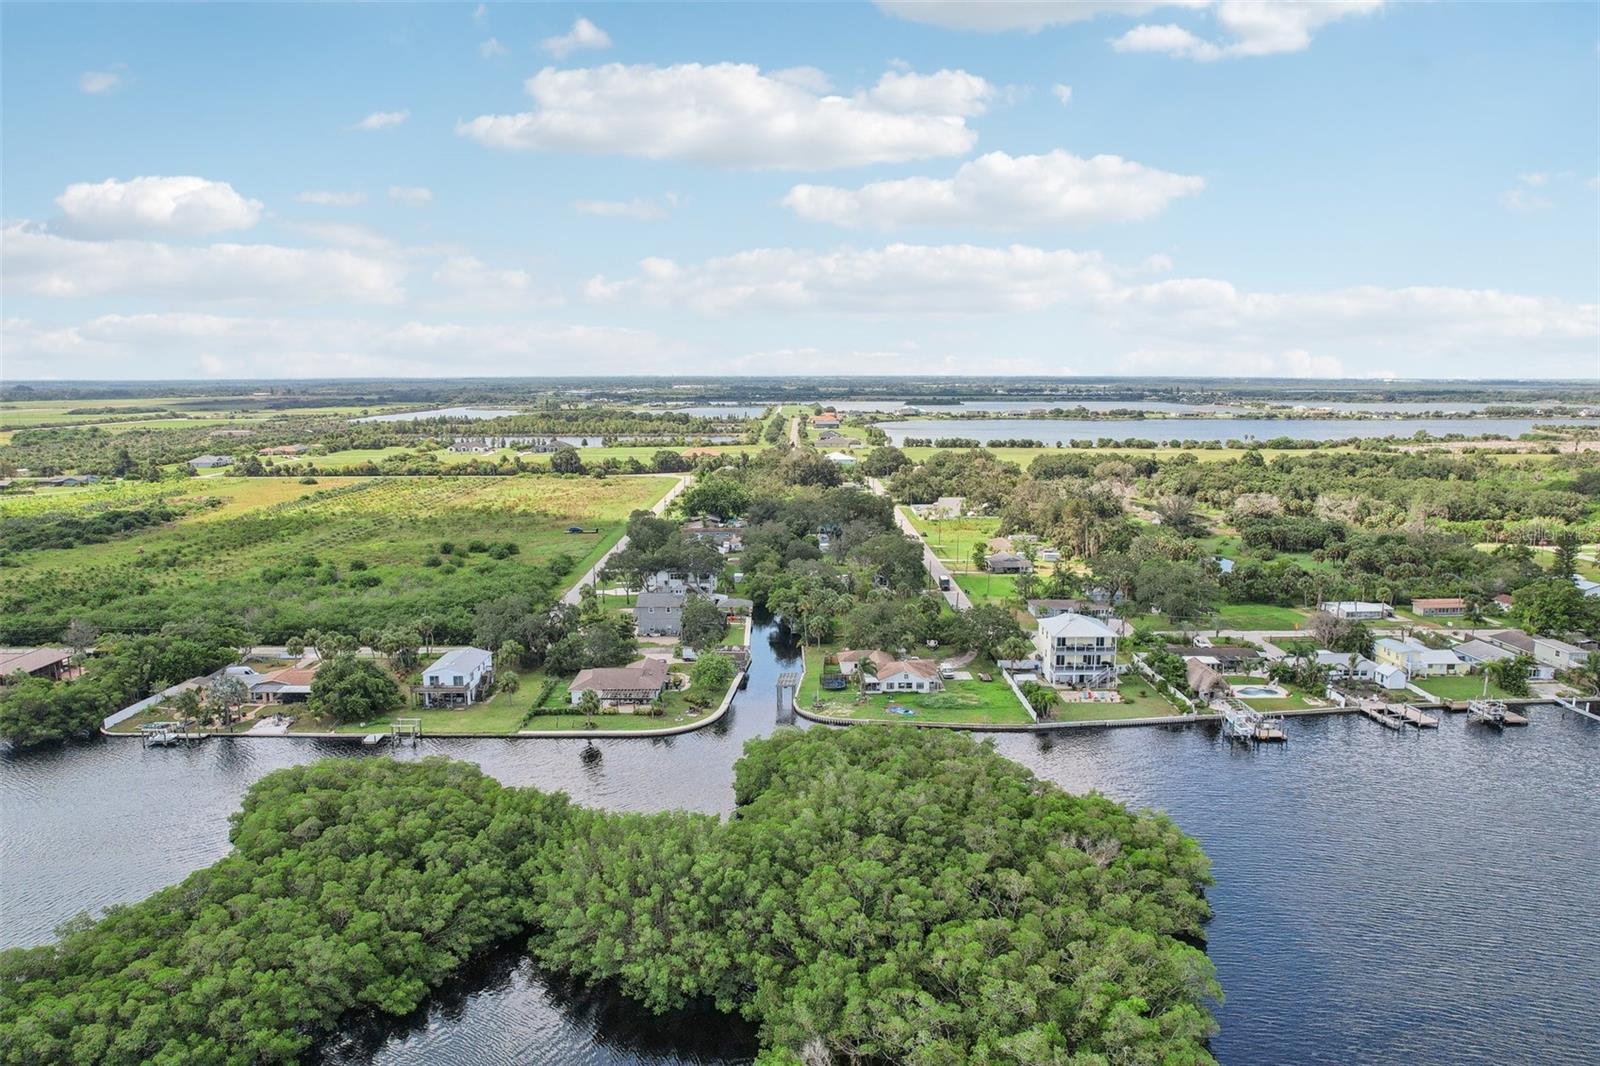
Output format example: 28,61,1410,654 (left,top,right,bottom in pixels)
3,1,1596,380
